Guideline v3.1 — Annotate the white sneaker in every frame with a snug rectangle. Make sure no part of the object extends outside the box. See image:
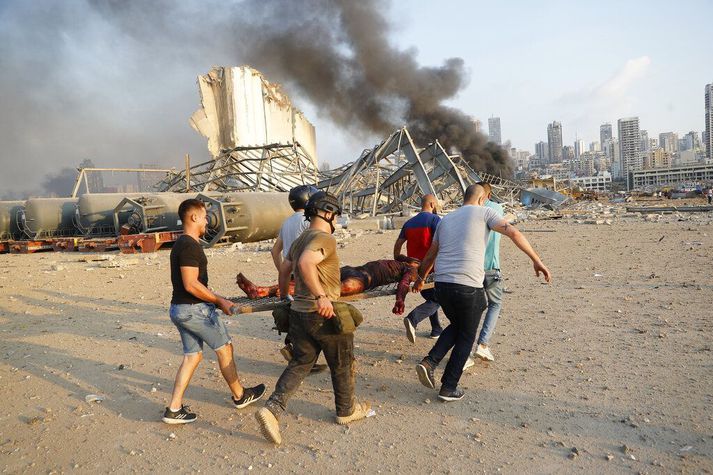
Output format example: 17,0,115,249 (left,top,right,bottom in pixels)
475,344,494,361
463,357,475,371
403,317,416,344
